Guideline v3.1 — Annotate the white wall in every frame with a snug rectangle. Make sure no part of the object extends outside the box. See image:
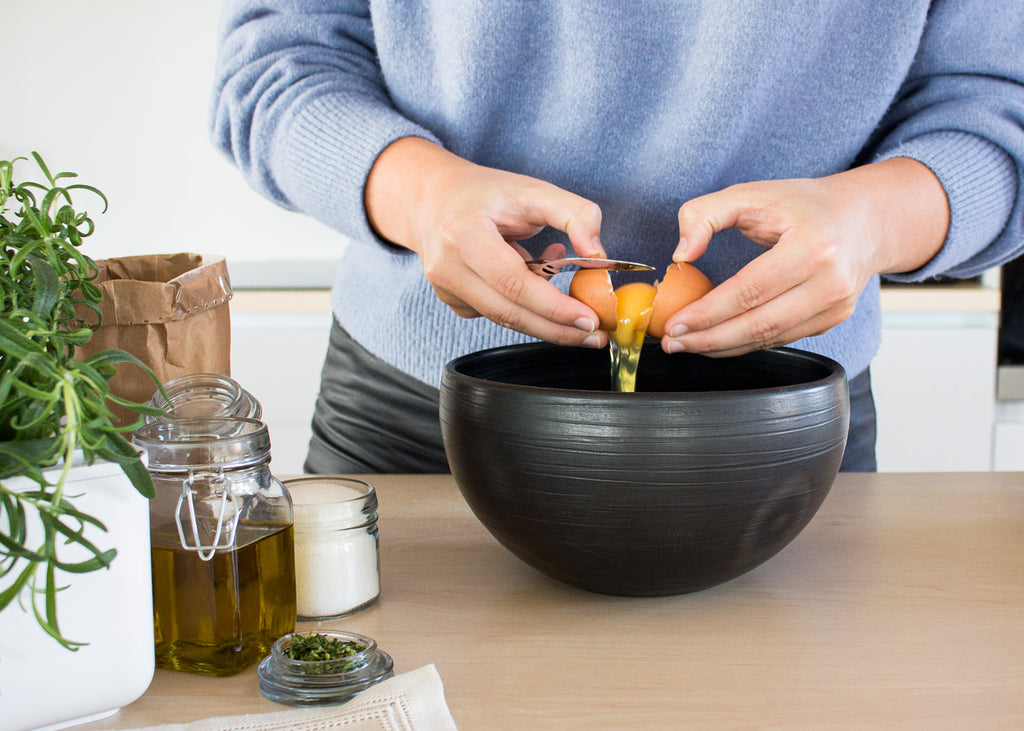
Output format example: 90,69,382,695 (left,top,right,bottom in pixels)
3,0,344,287
4,1,345,472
